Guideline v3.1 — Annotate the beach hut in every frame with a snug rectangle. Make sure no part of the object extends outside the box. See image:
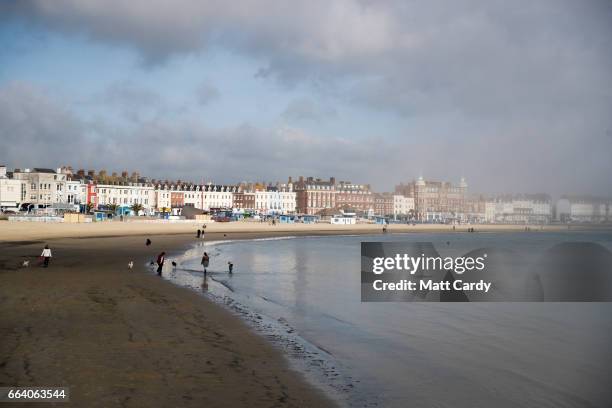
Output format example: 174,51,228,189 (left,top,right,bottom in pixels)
301,215,318,224
93,210,113,222
279,214,295,223
374,216,388,225
331,215,356,225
